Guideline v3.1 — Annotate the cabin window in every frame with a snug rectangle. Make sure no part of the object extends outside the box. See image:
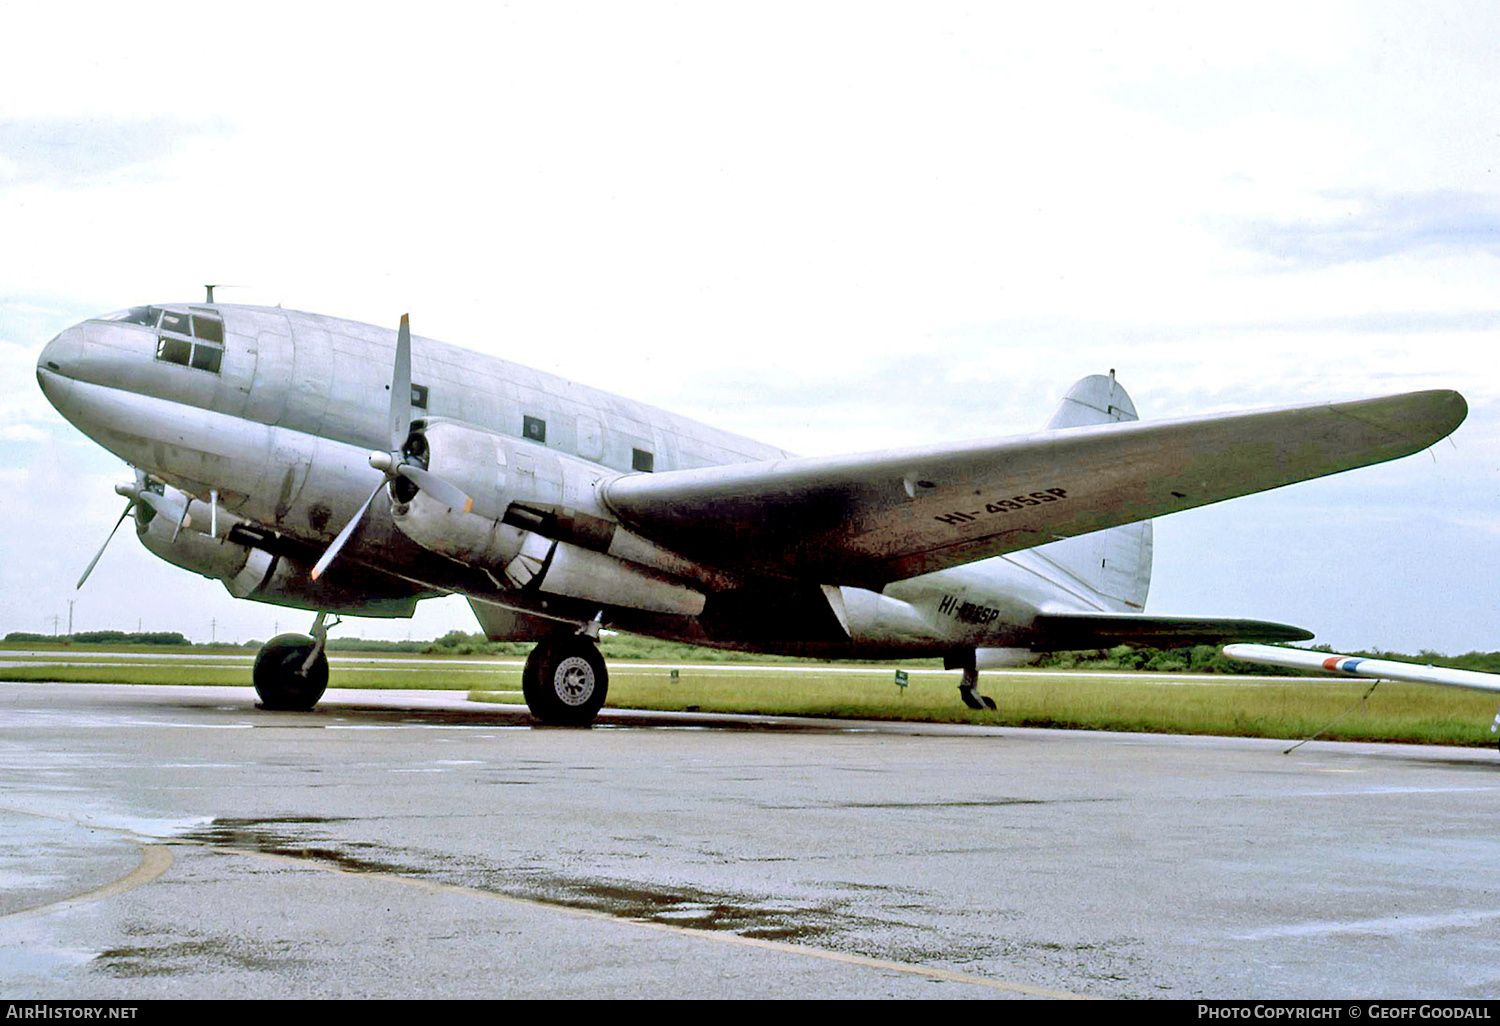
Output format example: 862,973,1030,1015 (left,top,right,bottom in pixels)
632,448,654,473
411,383,429,410
523,415,546,443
